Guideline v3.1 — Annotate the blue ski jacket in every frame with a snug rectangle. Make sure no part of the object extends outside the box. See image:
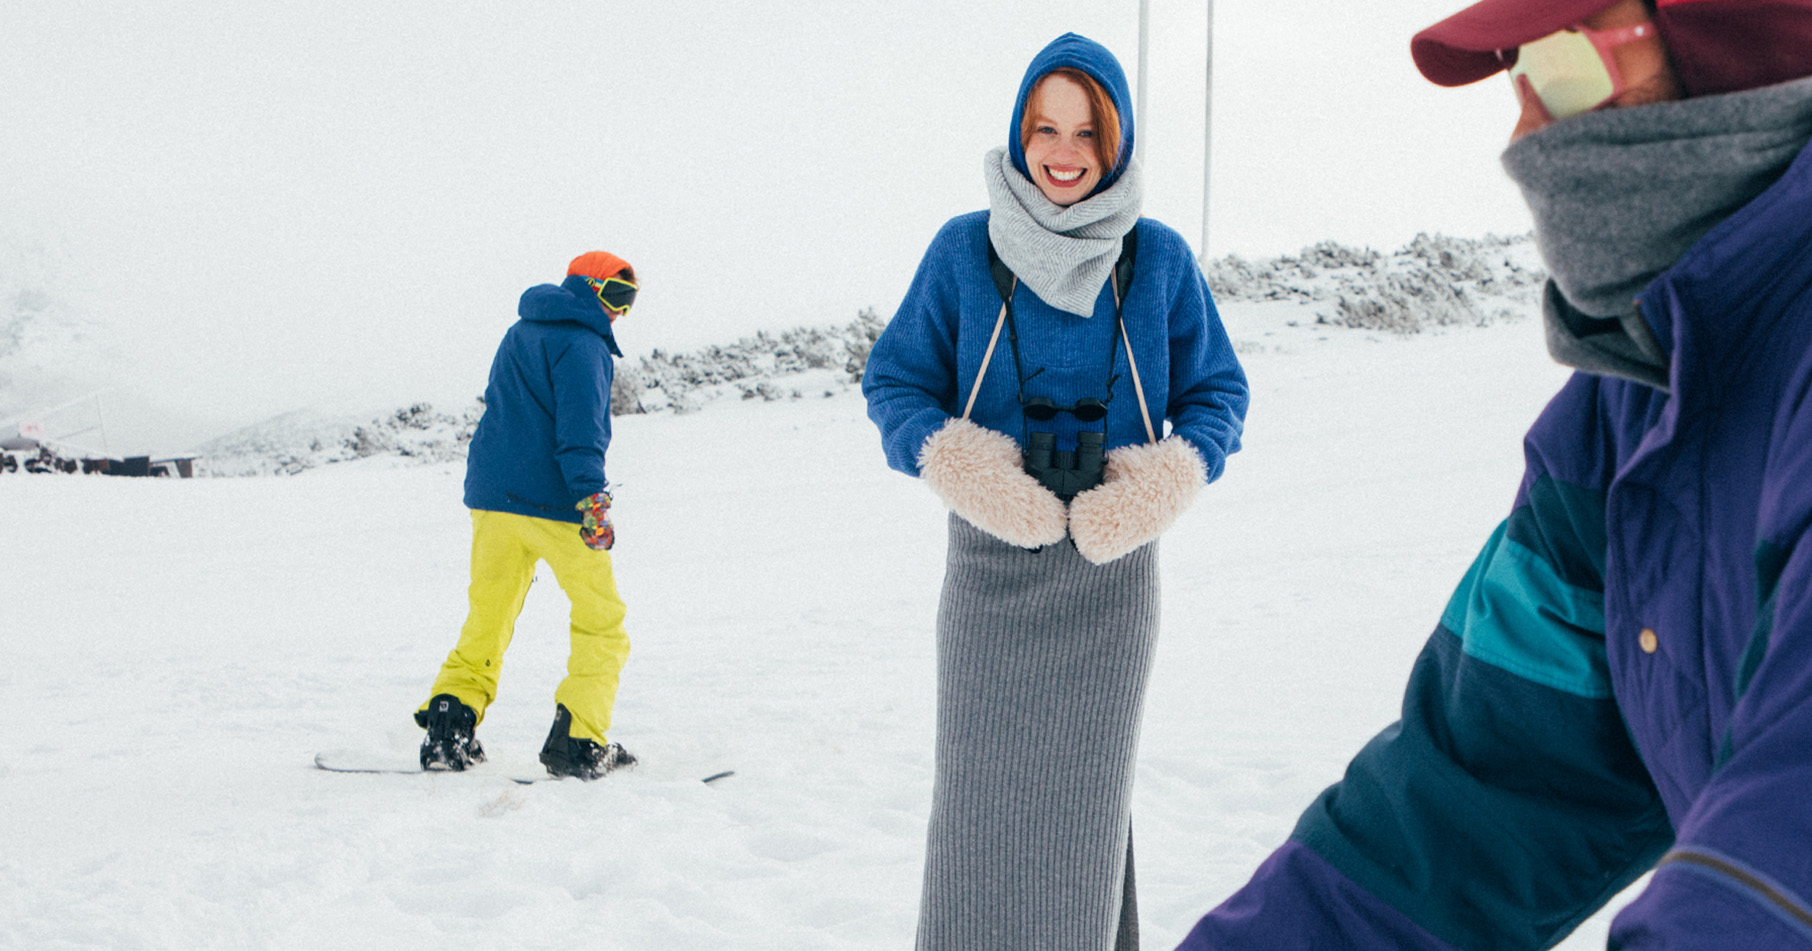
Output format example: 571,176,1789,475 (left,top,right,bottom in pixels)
463,275,620,524
1181,137,1812,949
